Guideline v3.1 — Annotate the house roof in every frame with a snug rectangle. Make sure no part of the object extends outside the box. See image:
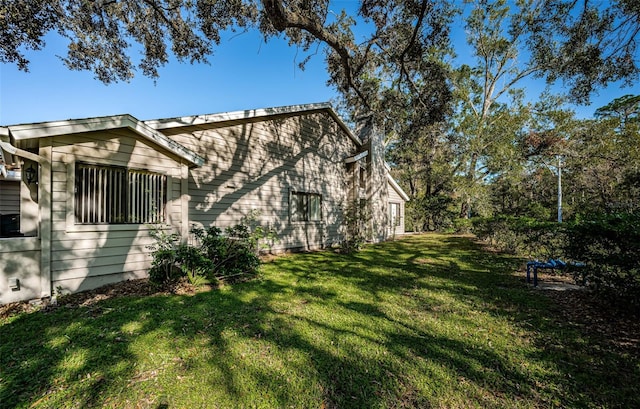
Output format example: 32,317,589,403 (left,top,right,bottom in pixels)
144,102,362,146
5,114,204,167
2,103,360,168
